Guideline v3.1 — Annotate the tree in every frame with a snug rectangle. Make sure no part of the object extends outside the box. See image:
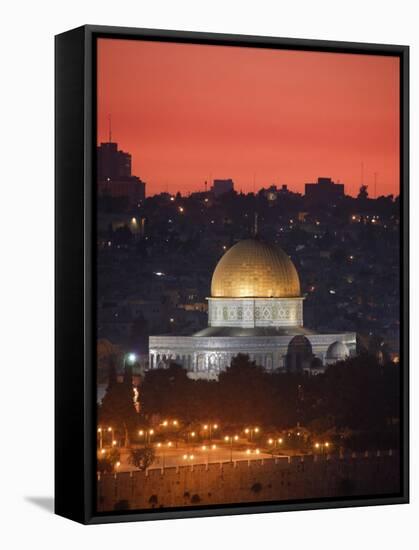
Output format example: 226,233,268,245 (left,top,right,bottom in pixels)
129,446,155,471
99,363,139,446
108,447,121,467
97,457,113,474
